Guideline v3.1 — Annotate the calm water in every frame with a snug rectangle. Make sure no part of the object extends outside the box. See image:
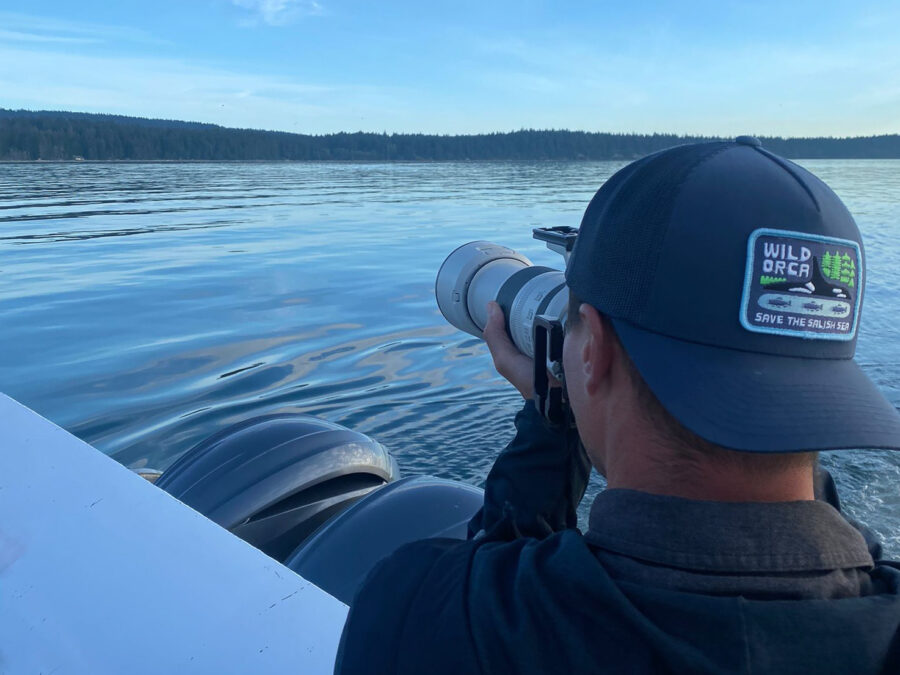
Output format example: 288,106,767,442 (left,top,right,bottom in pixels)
2,160,898,555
